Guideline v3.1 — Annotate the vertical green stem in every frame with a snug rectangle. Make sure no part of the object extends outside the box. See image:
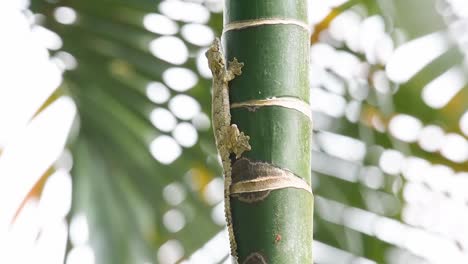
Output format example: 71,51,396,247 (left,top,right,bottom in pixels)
224,0,313,262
